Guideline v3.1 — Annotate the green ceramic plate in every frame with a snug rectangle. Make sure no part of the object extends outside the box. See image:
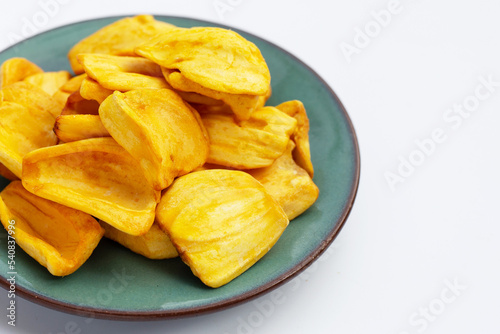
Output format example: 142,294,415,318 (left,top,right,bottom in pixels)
0,16,360,319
